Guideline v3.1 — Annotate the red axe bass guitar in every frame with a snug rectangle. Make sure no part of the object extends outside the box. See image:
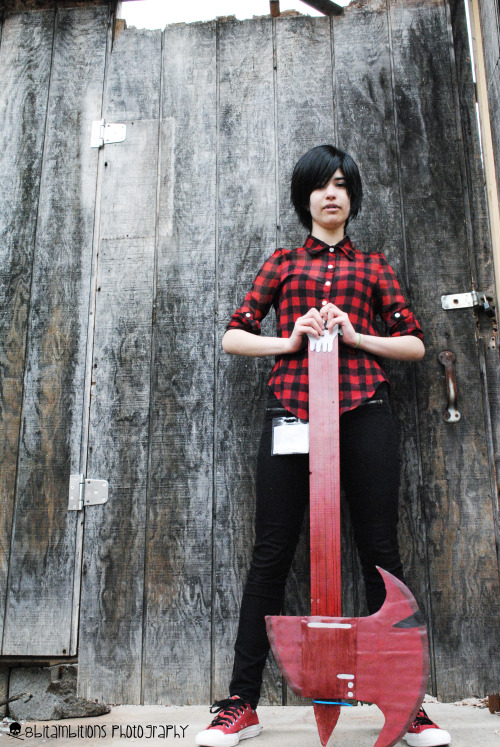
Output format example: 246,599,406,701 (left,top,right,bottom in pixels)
266,325,429,746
